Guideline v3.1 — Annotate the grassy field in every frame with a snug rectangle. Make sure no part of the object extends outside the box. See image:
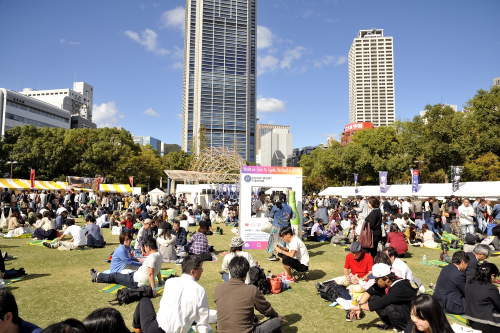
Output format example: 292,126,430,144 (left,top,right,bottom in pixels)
2,221,495,332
